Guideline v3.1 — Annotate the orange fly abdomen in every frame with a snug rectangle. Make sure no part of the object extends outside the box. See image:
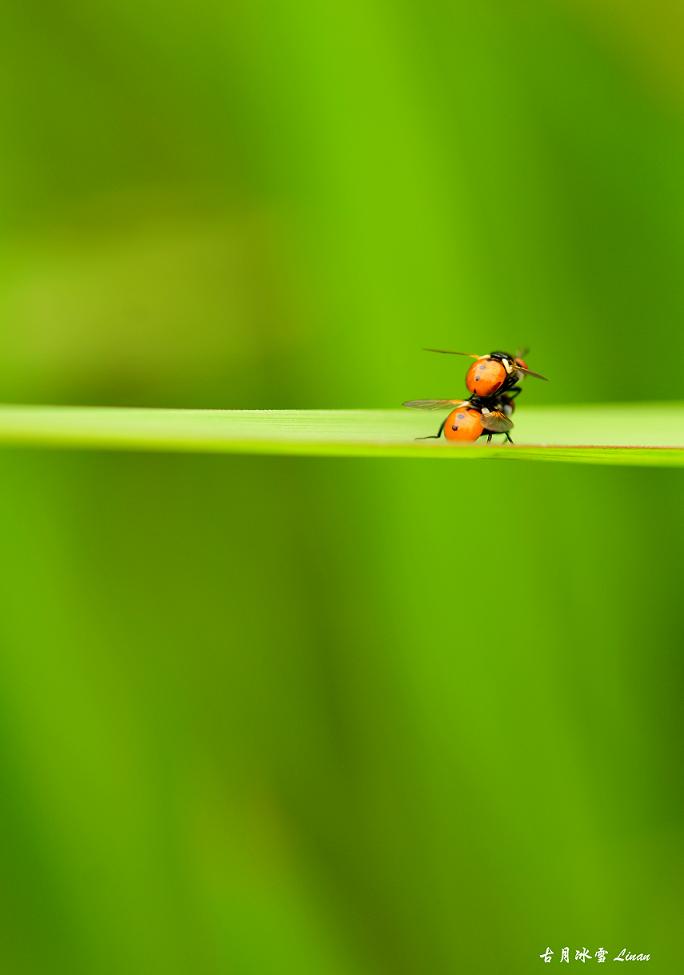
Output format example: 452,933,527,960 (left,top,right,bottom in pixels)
466,358,507,396
443,408,483,442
